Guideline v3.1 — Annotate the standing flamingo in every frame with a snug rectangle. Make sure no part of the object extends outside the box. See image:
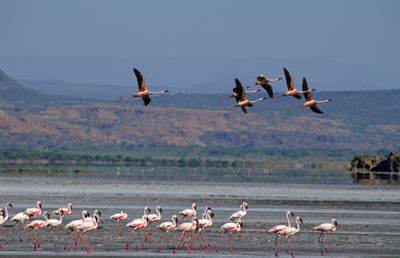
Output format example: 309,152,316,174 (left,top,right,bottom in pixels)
224,78,266,114
312,219,338,256
26,212,48,251
64,210,90,251
196,206,214,250
147,206,162,239
179,203,197,223
52,203,73,216
229,202,249,221
277,216,303,257
247,73,282,98
126,215,149,252
268,211,295,257
44,211,64,248
0,203,13,247
156,214,178,250
282,67,315,99
293,78,332,114
10,211,29,241
74,213,99,254
110,211,128,237
173,217,199,254
25,201,42,219
119,68,169,106
216,219,244,254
